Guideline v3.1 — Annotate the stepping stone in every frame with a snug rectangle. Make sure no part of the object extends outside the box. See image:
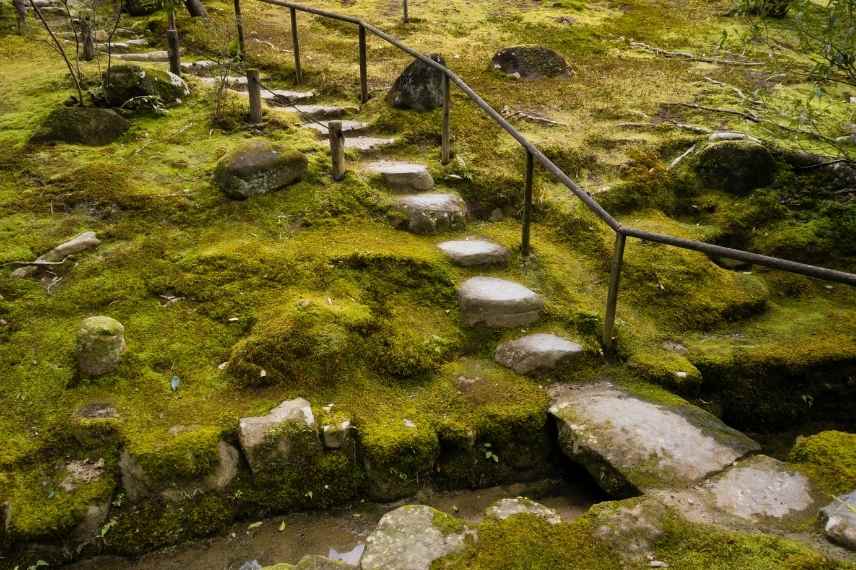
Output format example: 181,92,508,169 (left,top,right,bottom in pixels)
485,497,562,524
304,120,369,136
97,39,149,53
182,59,220,73
344,136,396,153
366,161,434,192
114,51,171,62
261,89,316,104
820,489,856,550
437,238,508,267
394,193,467,235
548,381,760,496
495,333,583,374
457,276,543,328
291,104,355,120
